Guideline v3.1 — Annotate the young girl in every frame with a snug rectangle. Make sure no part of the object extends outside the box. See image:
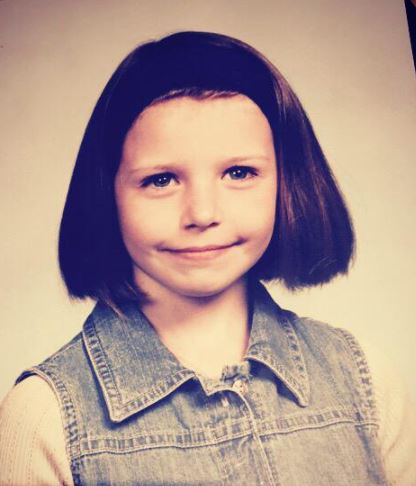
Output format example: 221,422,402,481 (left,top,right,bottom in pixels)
0,31,414,485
